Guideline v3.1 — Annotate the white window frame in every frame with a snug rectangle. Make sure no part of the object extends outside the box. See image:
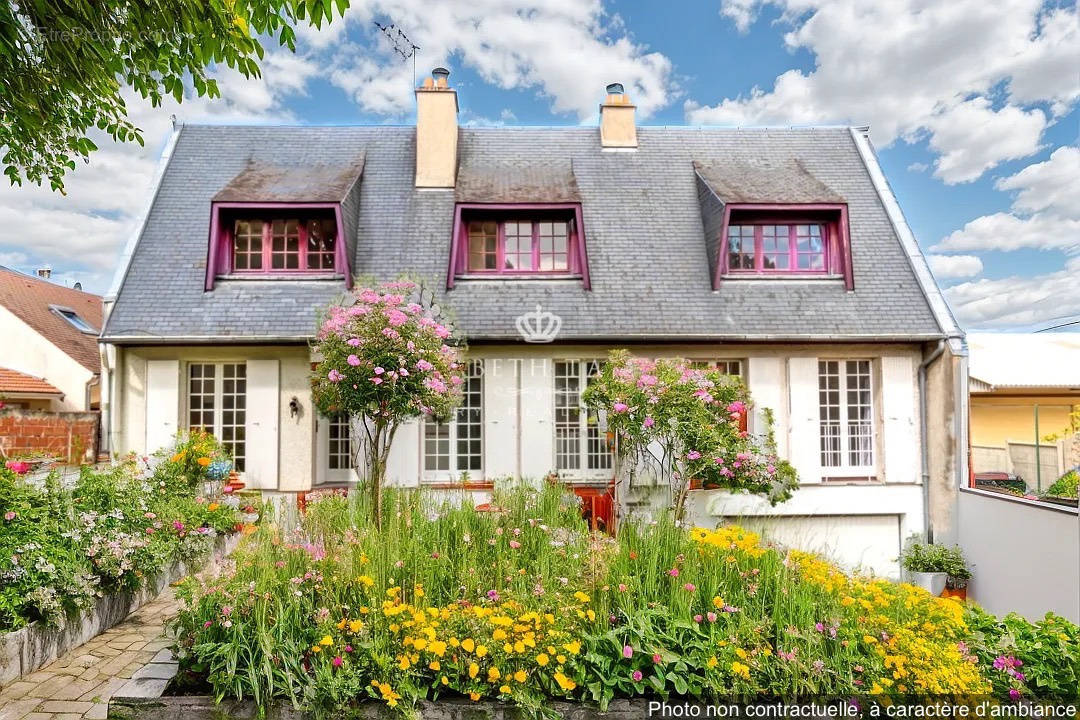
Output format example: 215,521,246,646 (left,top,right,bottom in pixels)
185,361,247,473
553,359,613,481
422,359,484,482
818,359,876,475
686,359,745,378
